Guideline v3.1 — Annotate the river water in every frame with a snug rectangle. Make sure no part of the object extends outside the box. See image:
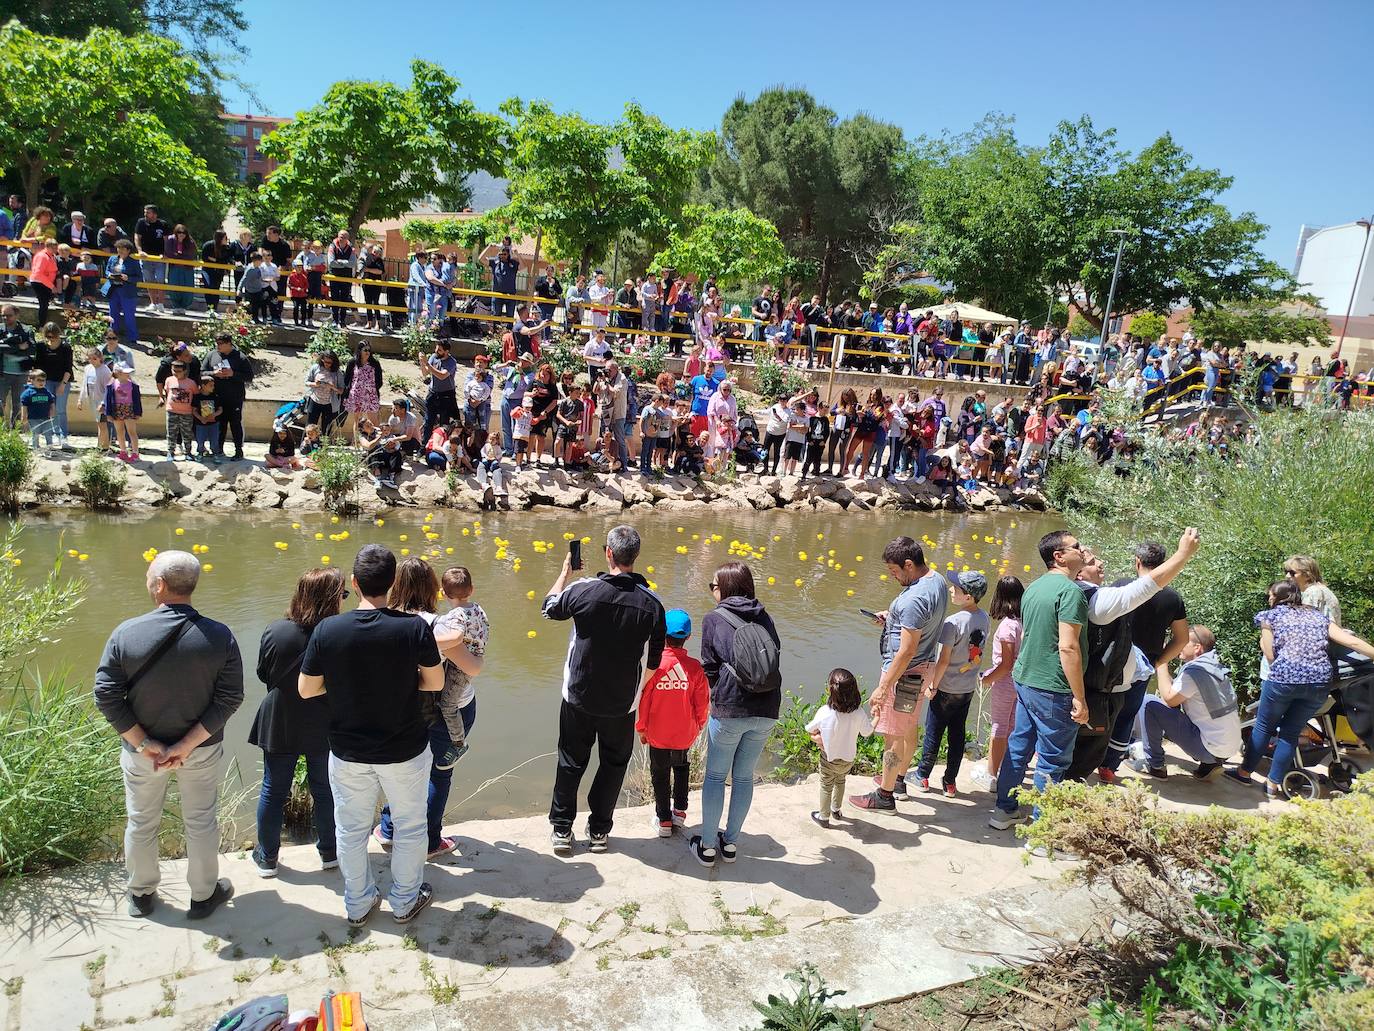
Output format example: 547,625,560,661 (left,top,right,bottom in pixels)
7,506,1060,824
